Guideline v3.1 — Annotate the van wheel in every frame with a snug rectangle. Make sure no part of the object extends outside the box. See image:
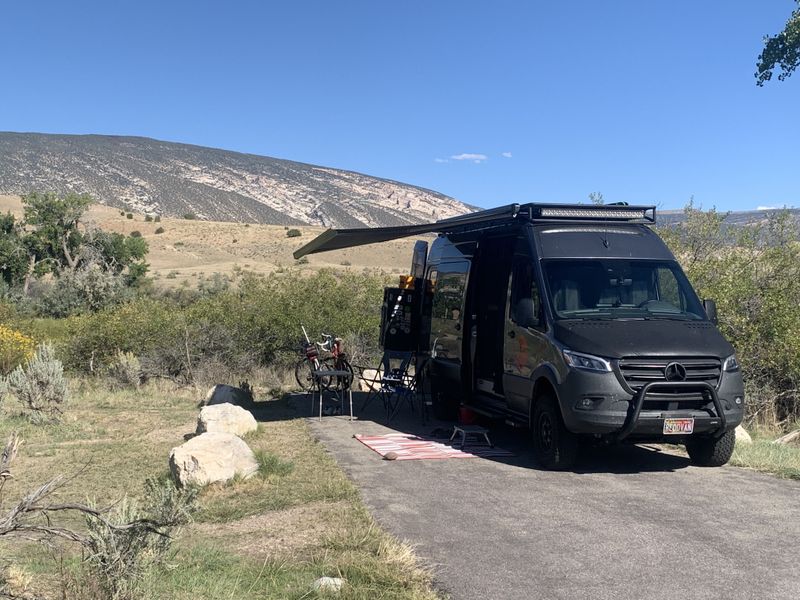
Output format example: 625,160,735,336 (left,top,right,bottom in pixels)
685,429,736,467
532,393,579,470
